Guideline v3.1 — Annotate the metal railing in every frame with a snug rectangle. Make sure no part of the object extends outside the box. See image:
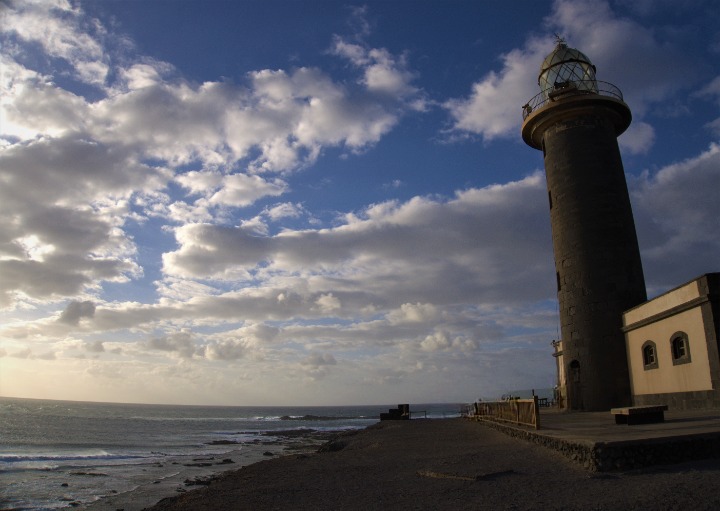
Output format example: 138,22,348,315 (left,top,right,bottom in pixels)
522,80,624,120
469,396,540,429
